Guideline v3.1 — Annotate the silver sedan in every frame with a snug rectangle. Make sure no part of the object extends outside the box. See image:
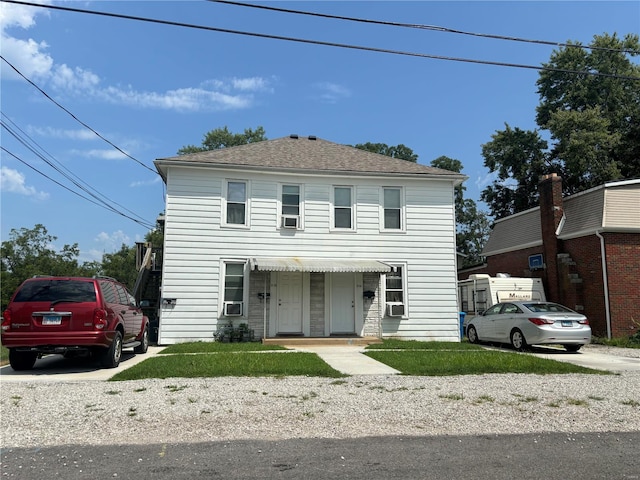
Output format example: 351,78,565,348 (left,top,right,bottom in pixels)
466,301,591,352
